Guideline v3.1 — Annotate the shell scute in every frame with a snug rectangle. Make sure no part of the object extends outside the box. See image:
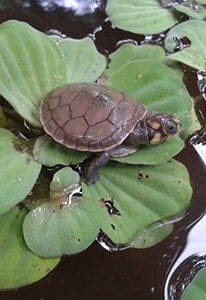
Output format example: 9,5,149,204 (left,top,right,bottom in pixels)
53,128,65,144
108,100,136,127
52,106,70,127
45,119,58,136
48,96,60,110
85,120,116,142
40,83,146,152
60,86,80,106
50,86,68,98
70,92,94,118
63,117,88,140
40,104,51,124
85,95,114,126
112,128,127,143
